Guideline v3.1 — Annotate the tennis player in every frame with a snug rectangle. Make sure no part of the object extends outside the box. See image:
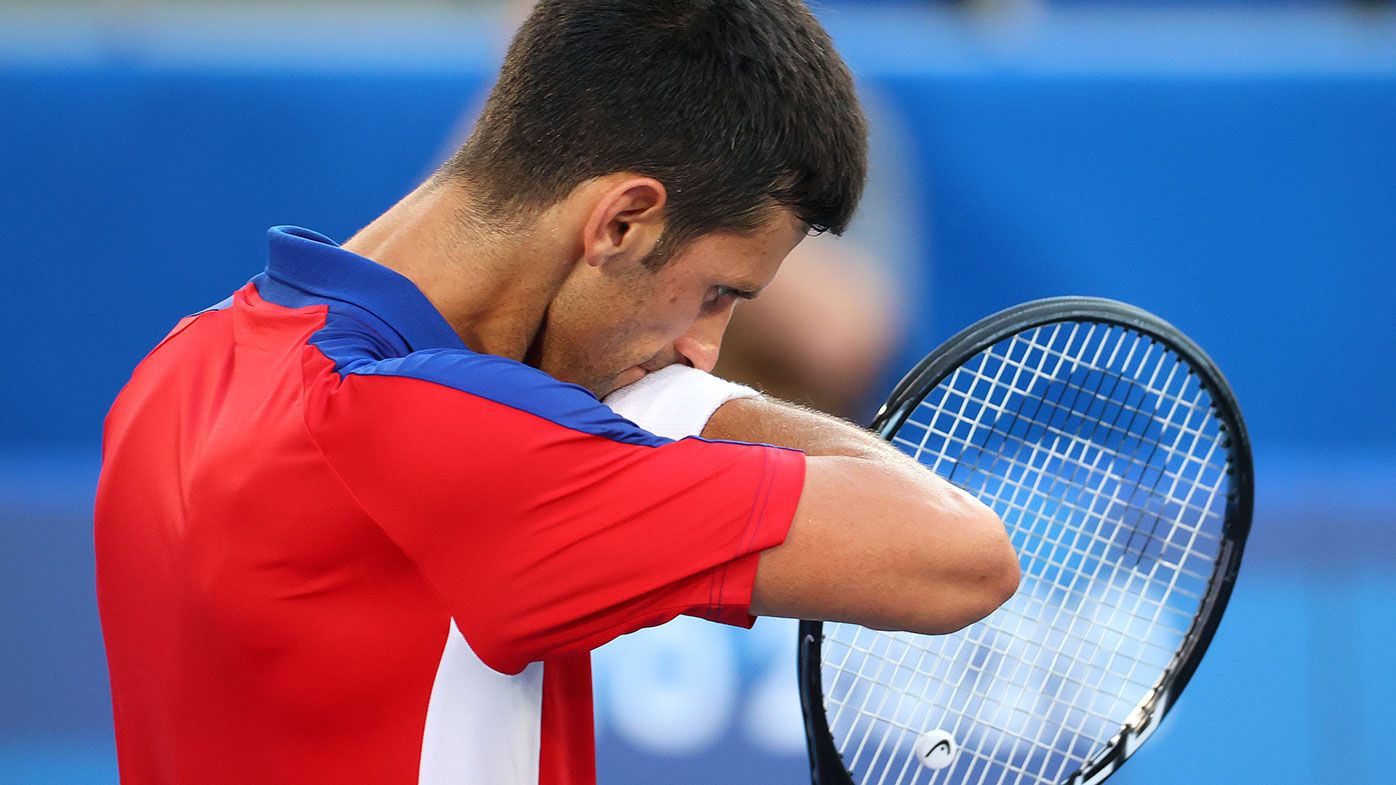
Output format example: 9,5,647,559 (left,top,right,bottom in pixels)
94,2,1019,784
